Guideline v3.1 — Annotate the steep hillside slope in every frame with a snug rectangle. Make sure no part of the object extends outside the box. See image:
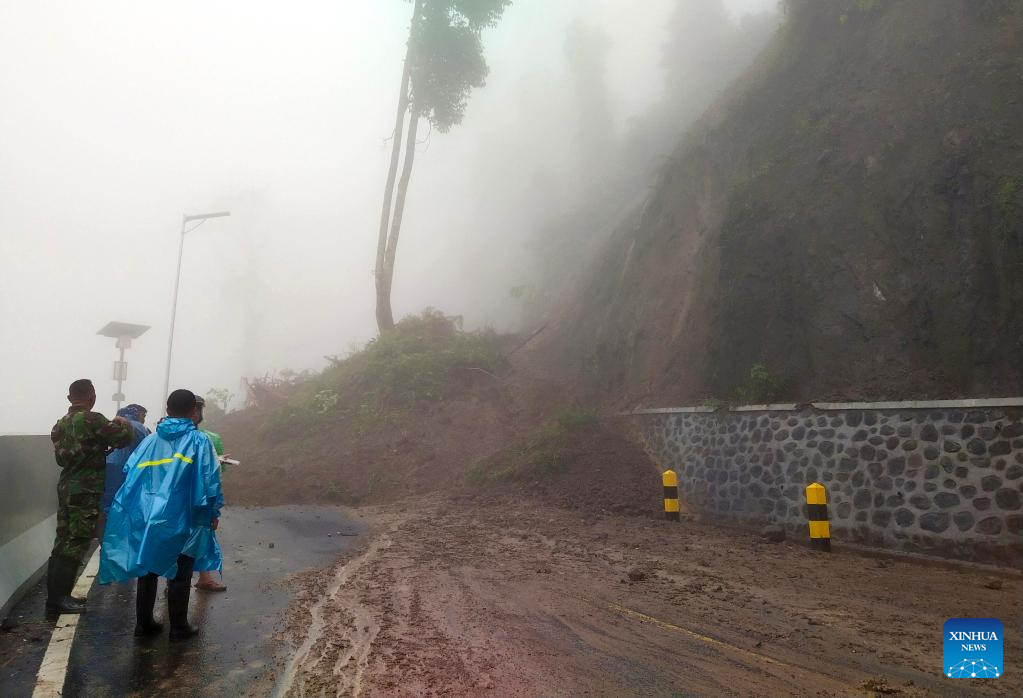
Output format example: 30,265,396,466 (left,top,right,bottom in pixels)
554,0,1023,404
215,312,658,511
